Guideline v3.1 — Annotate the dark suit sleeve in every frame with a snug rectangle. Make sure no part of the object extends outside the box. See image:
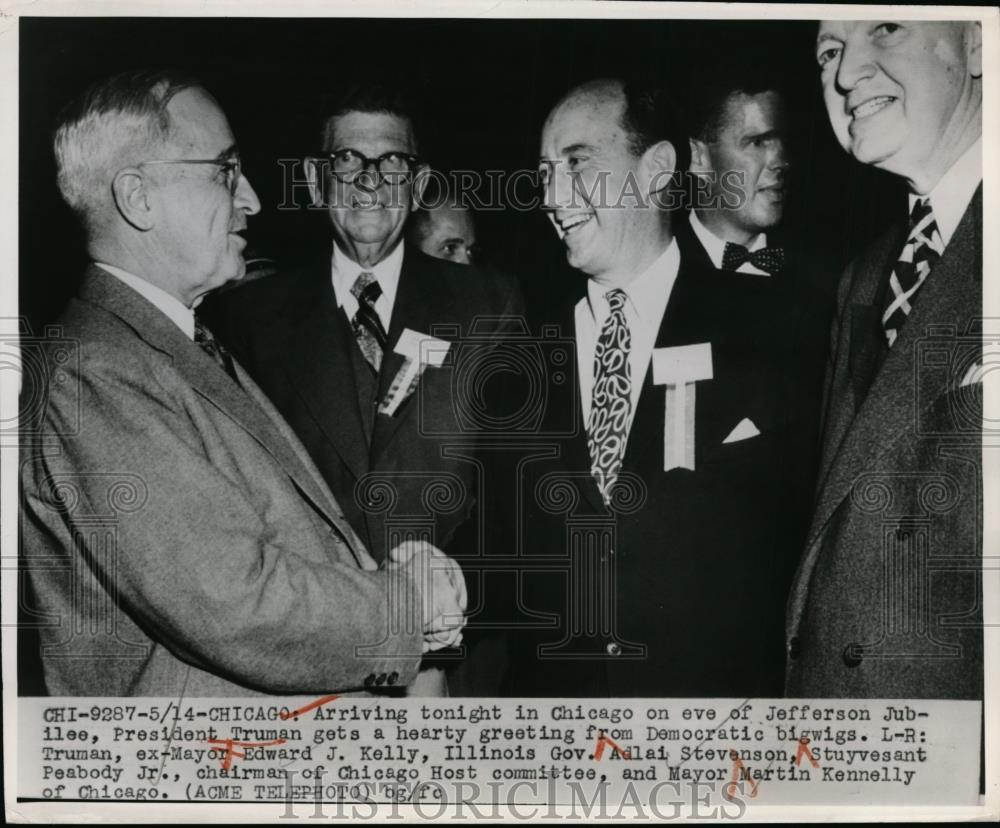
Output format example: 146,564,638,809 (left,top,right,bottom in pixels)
24,349,423,694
